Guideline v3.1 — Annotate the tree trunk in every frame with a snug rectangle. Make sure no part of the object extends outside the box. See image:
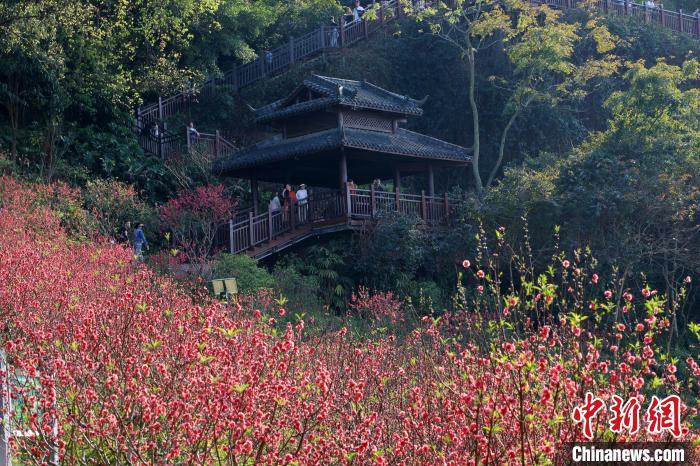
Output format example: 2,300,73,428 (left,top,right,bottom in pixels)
467,48,483,195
